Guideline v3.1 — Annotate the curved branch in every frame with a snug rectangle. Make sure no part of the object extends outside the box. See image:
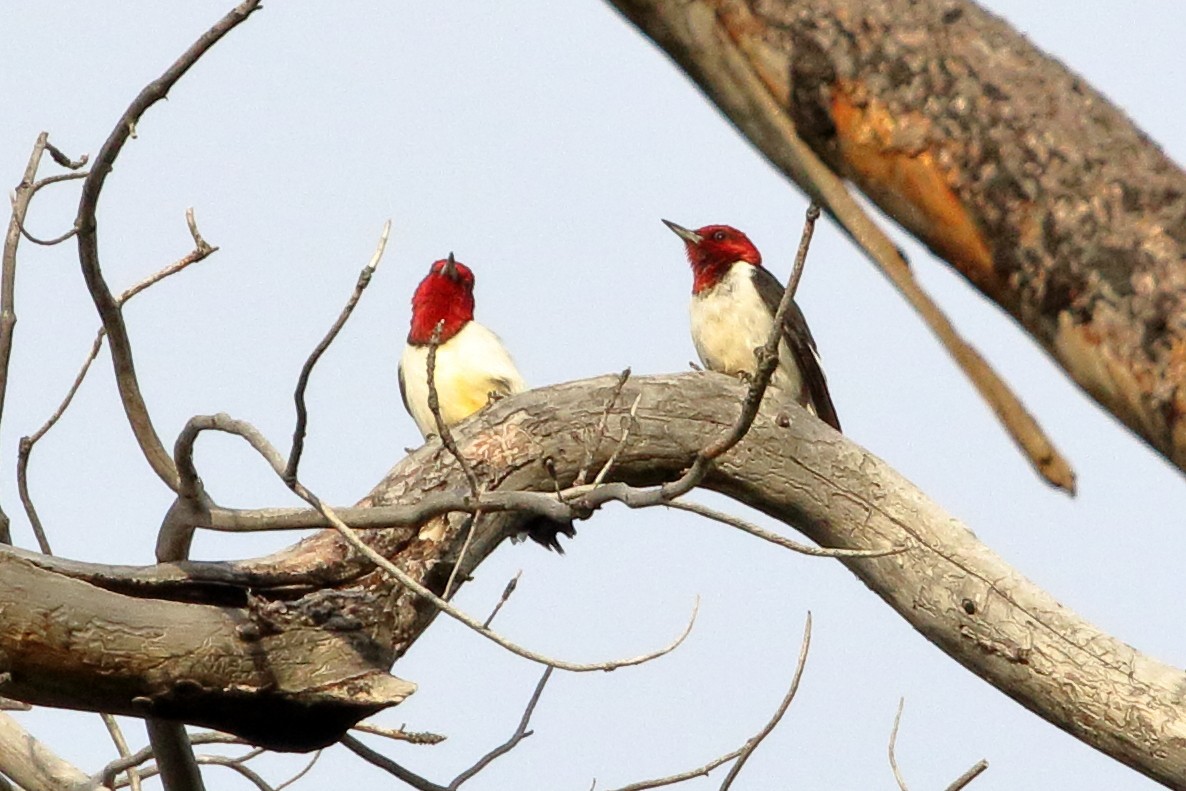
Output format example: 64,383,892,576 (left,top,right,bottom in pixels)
0,373,1179,782
72,0,261,491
